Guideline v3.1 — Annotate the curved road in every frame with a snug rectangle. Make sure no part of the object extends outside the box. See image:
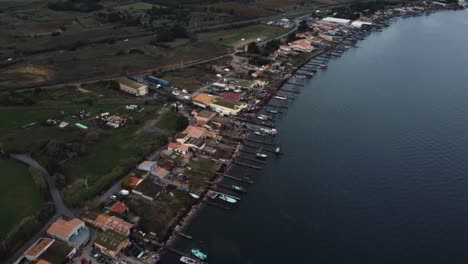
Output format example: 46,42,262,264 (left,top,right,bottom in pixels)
10,153,73,218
